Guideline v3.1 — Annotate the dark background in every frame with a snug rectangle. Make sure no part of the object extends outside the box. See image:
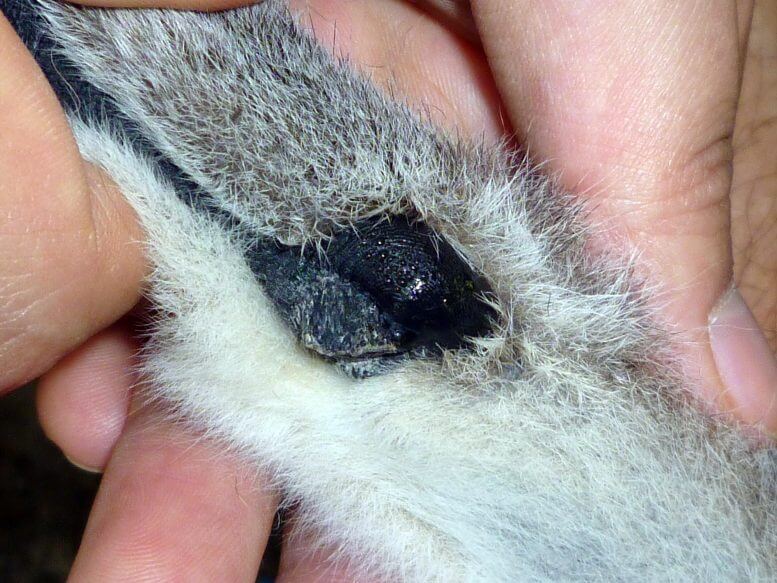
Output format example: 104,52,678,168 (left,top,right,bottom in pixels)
0,385,98,581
